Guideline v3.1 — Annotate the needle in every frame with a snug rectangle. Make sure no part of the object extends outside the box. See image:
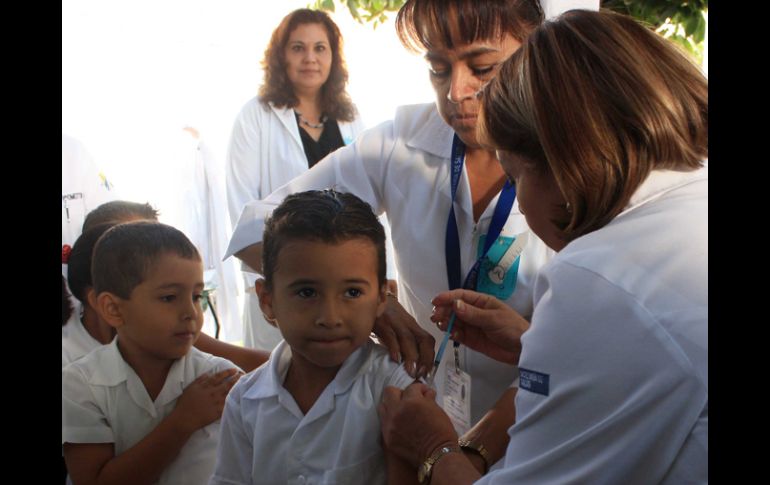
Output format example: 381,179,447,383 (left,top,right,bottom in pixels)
426,312,457,387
